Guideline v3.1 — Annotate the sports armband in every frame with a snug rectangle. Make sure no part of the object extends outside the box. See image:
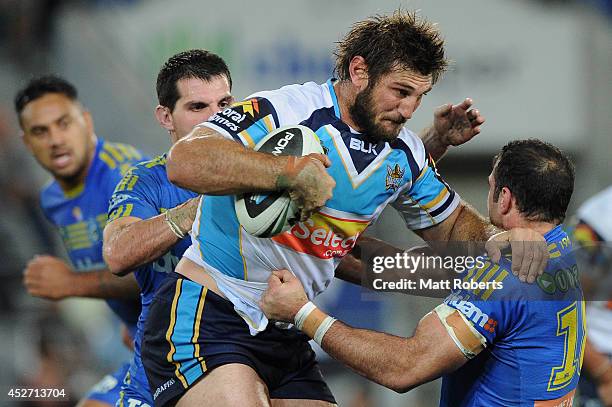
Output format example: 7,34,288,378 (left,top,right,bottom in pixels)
434,303,487,359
